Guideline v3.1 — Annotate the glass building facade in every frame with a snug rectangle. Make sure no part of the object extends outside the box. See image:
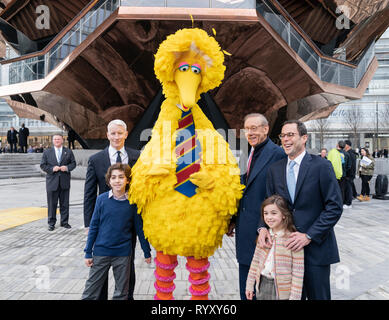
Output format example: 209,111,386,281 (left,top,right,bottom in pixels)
306,28,389,154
